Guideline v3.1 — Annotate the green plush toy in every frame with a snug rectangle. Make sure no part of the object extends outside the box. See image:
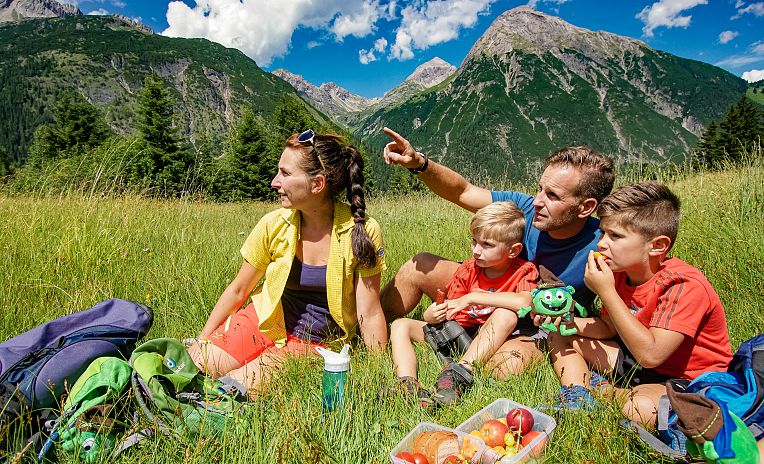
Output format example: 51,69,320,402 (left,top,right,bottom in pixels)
517,266,588,336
